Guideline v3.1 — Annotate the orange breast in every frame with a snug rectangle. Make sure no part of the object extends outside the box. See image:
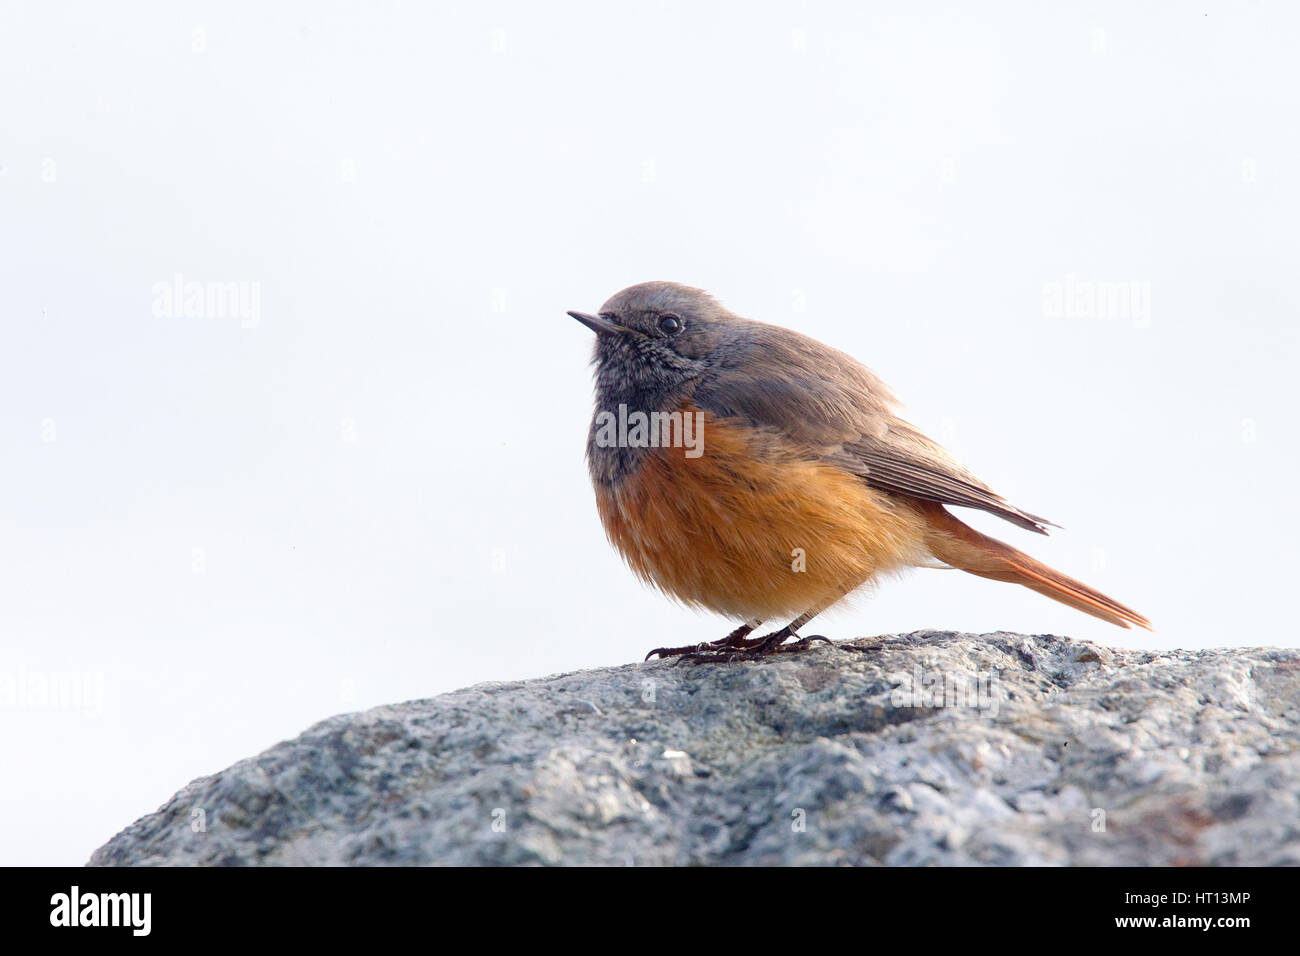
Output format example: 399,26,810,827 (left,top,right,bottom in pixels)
592,410,931,620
